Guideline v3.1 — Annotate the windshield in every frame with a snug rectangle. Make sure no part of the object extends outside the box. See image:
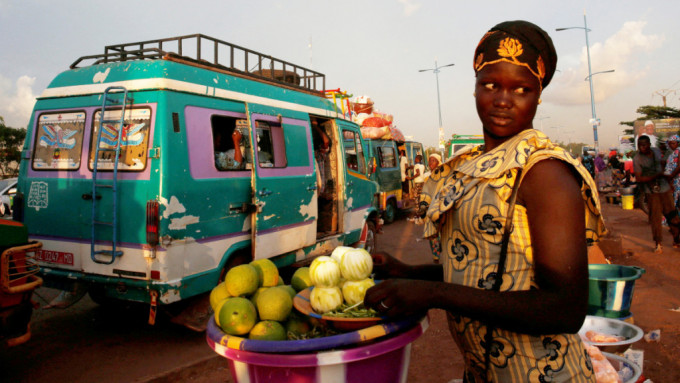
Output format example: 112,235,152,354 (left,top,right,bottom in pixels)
0,178,17,191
